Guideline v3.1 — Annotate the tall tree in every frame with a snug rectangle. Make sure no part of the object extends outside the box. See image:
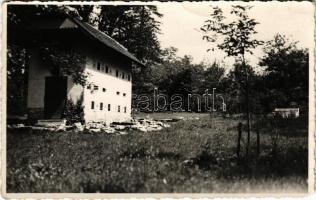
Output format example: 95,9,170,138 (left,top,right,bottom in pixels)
259,34,308,112
201,5,263,156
